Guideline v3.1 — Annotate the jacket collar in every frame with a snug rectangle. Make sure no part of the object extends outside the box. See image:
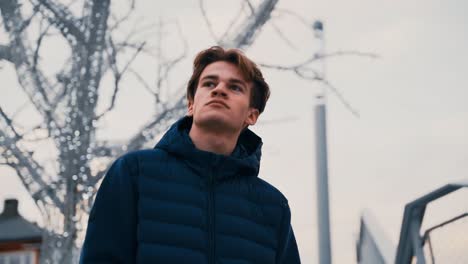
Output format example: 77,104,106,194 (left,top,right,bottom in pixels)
155,116,262,181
